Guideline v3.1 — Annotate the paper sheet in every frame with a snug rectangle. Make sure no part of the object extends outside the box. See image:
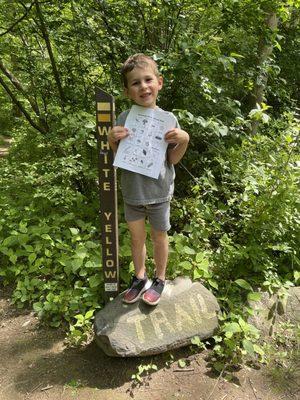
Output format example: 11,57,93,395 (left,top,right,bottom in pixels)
113,105,176,179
